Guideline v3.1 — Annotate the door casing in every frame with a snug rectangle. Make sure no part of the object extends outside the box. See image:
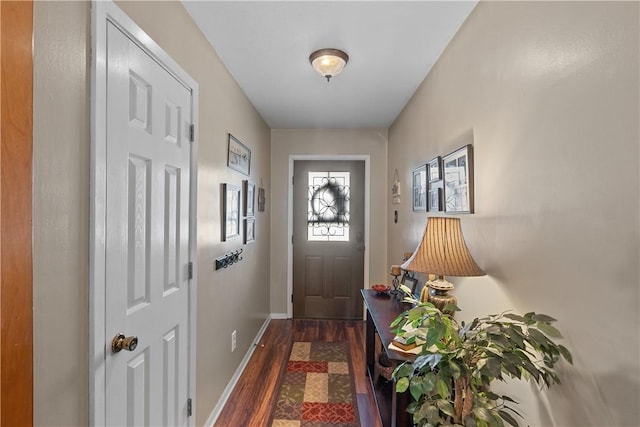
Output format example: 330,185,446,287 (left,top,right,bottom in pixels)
287,155,370,319
90,2,199,425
